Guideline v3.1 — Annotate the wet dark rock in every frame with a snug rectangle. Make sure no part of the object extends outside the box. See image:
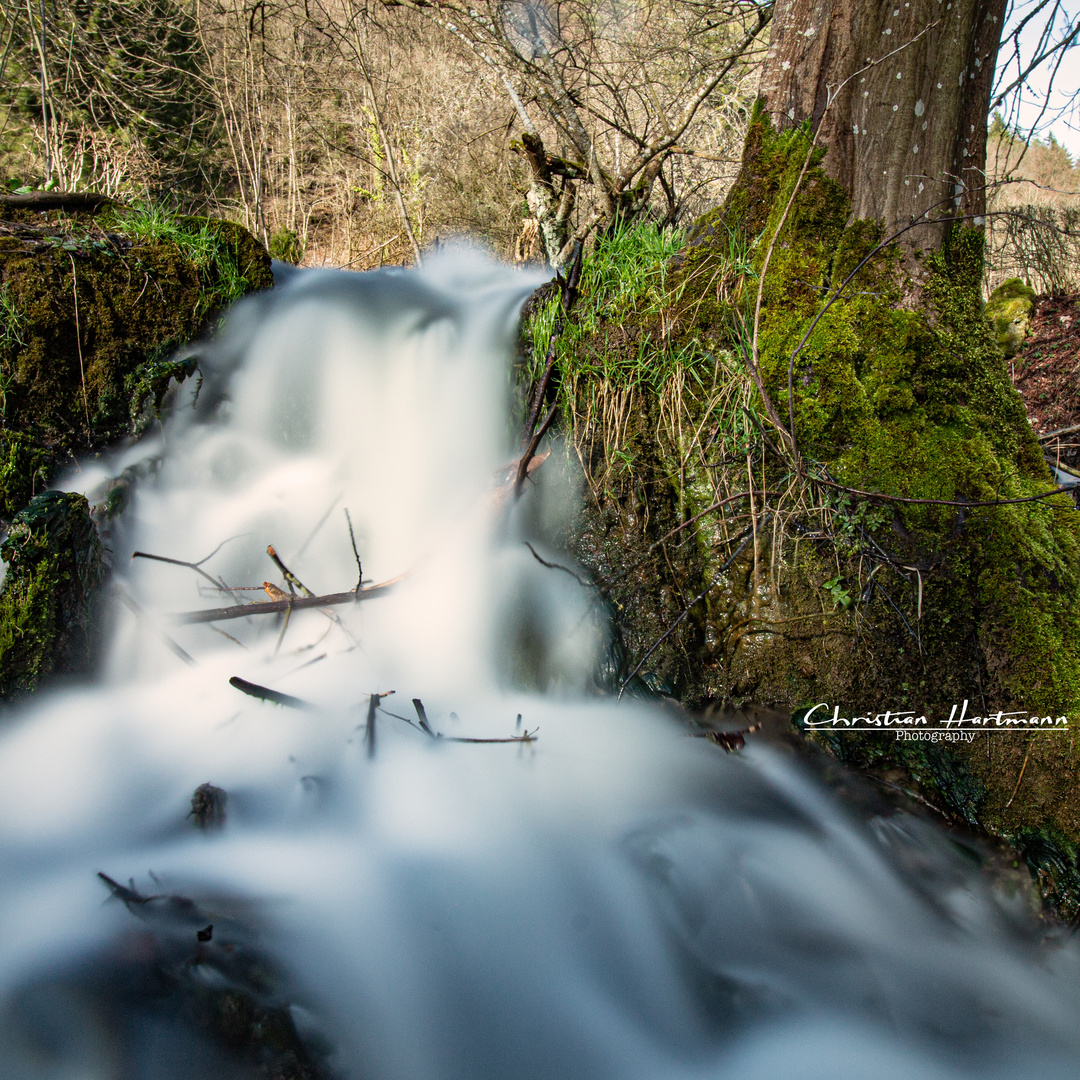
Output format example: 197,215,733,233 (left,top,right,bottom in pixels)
191,784,228,830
